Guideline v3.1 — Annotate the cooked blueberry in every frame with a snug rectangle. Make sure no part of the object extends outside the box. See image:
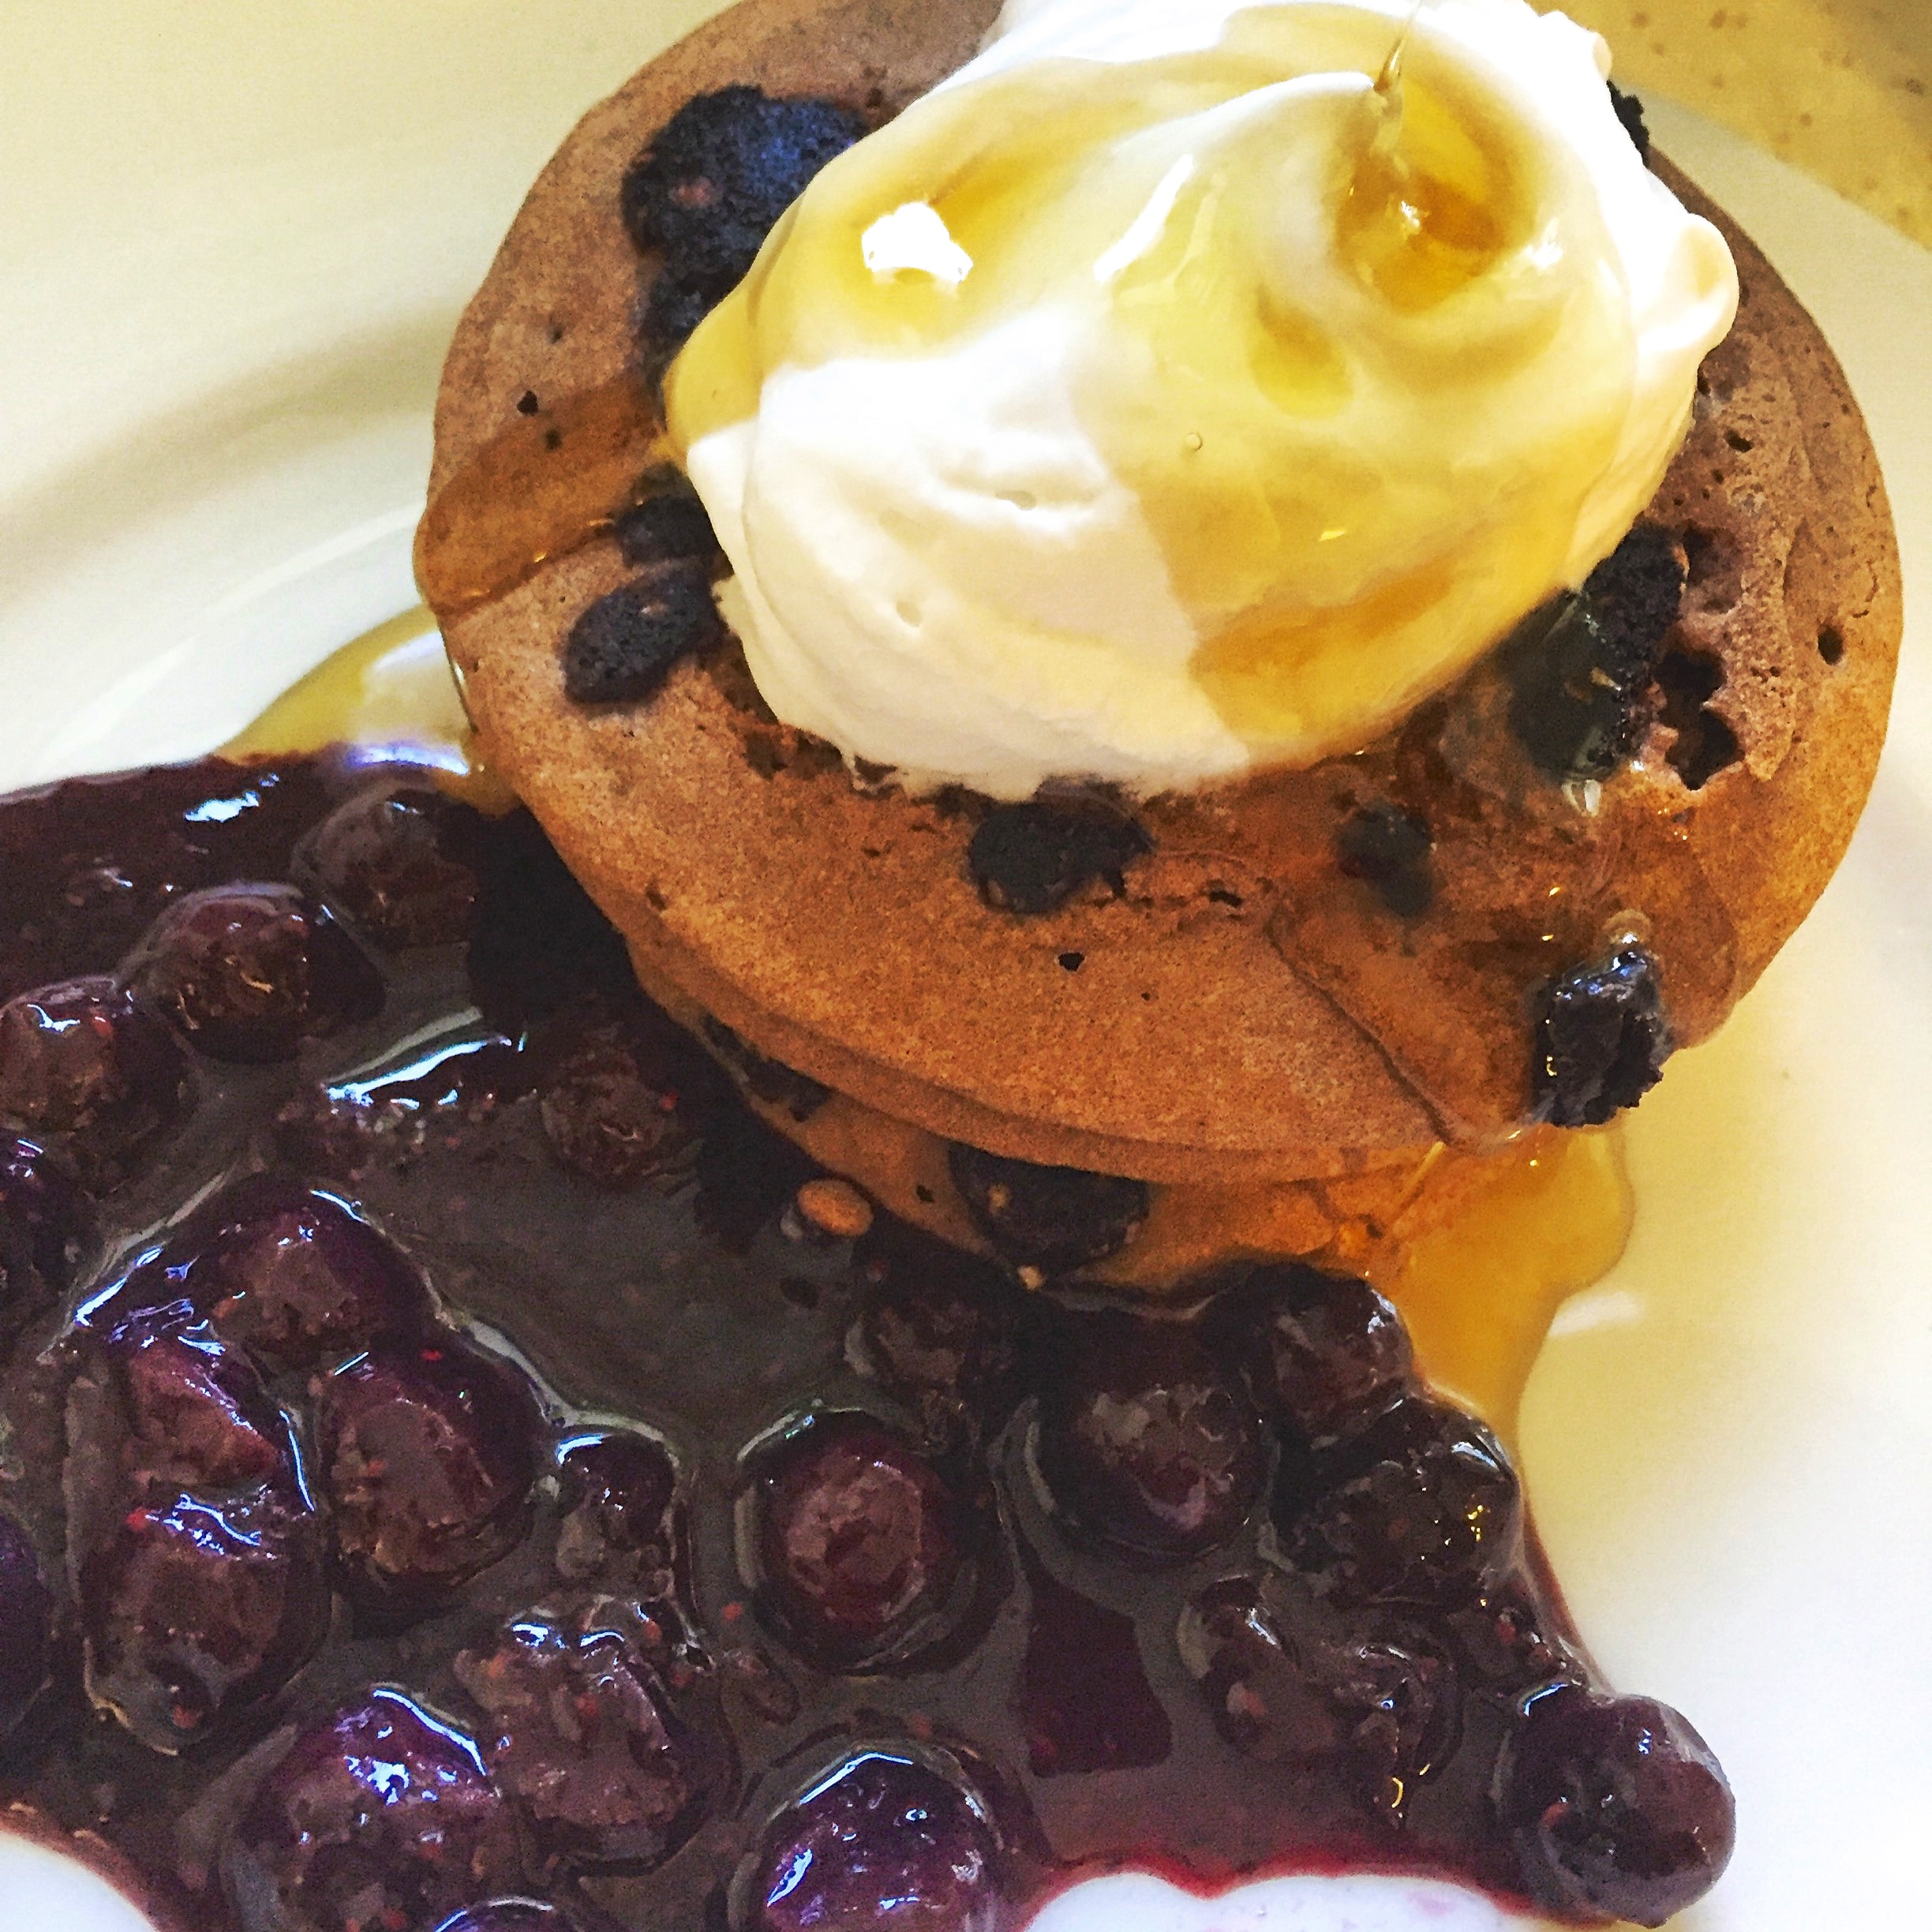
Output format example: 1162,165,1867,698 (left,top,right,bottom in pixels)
620,87,863,344
1178,1579,1458,1815
1226,1263,1413,1446
855,1230,1018,1443
1505,524,1685,782
0,977,189,1185
1608,81,1650,162
555,1431,677,1586
316,1340,538,1600
753,1415,963,1665
1018,1549,1172,1777
82,1487,327,1751
540,1025,698,1186
226,1688,522,1932
1275,1395,1520,1608
454,1619,698,1869
1037,1315,1262,1560
965,799,1150,915
754,1751,997,1932
0,1132,93,1327
298,783,483,949
128,884,384,1062
946,1143,1148,1275
187,1178,429,1368
107,1322,289,1491
1501,1684,1735,1926
1335,803,1432,918
614,471,720,568
1445,1579,1568,1693
1531,944,1672,1127
561,565,721,706
0,1507,54,1739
